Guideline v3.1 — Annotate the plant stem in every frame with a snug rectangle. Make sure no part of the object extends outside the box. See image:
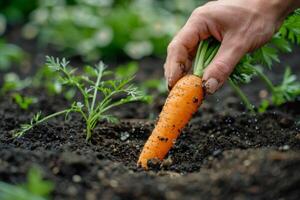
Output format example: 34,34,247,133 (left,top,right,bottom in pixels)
193,40,209,77
193,40,220,77
194,41,203,71
204,45,219,67
35,110,69,126
252,67,276,93
61,68,91,112
90,67,103,113
86,123,92,140
15,109,70,137
228,78,255,114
